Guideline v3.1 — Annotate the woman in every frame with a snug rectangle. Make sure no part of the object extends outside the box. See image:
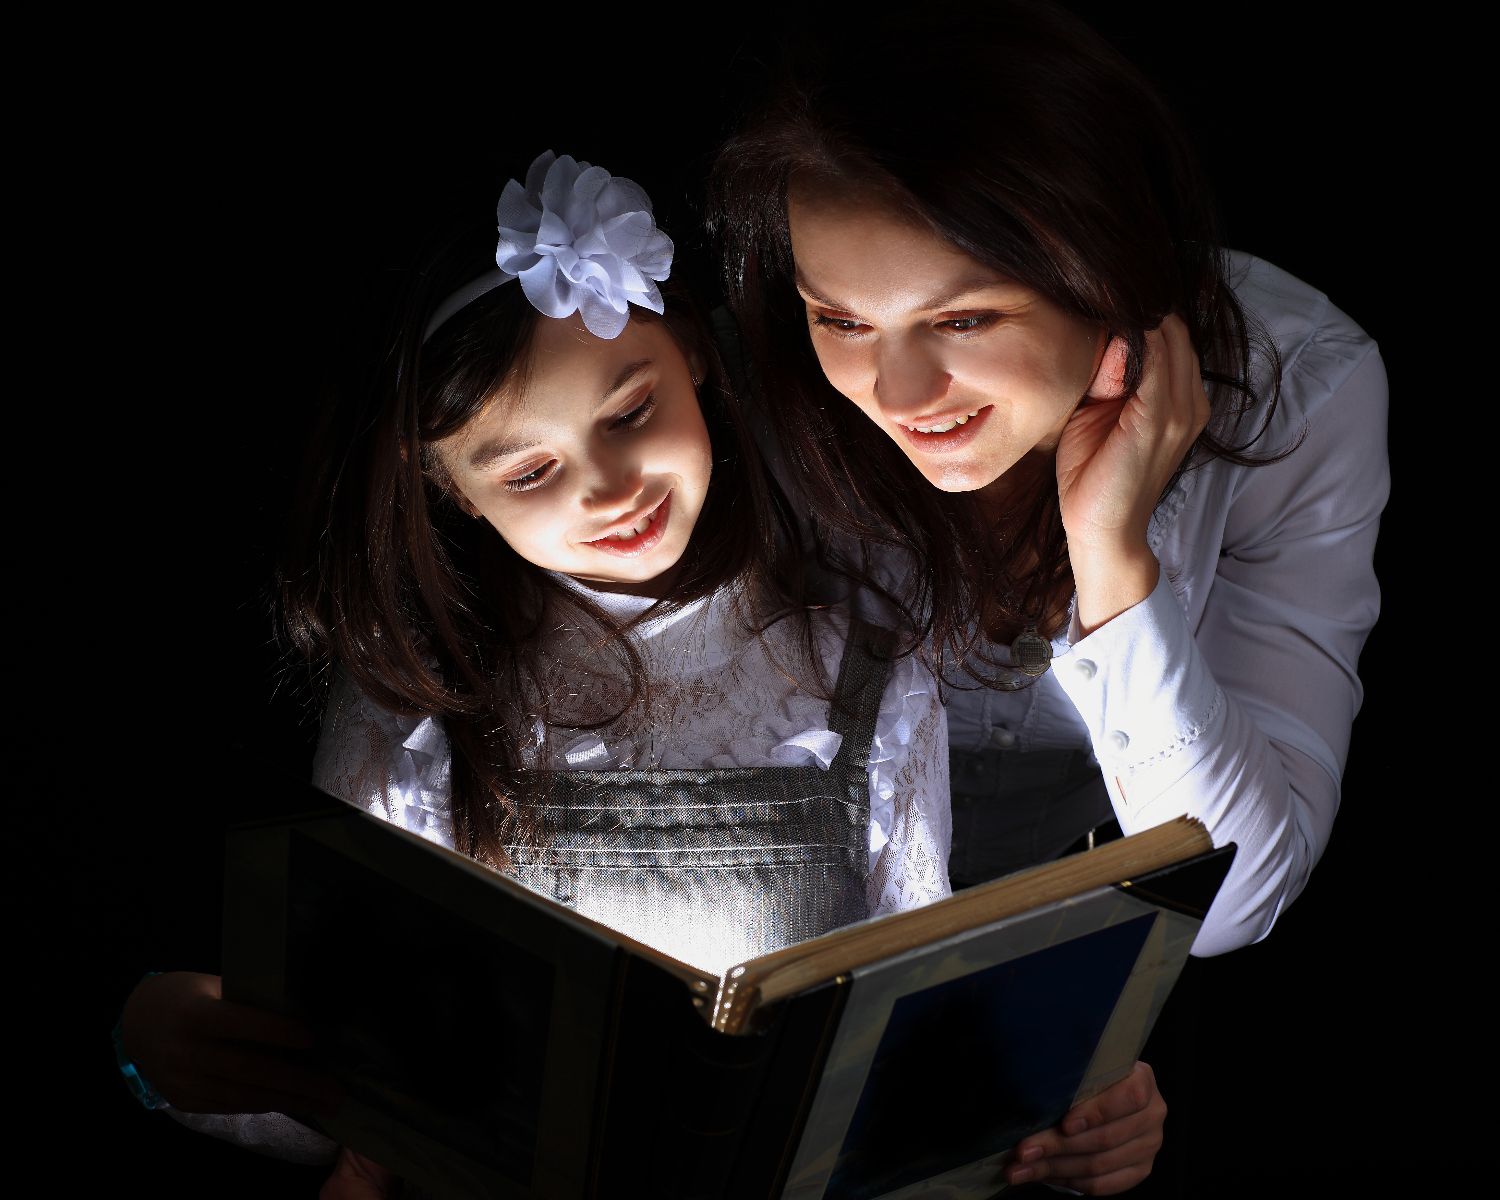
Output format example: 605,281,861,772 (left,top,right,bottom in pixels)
708,1,1387,1192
